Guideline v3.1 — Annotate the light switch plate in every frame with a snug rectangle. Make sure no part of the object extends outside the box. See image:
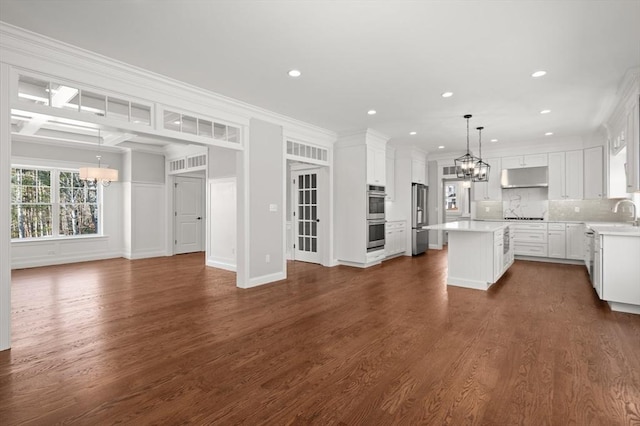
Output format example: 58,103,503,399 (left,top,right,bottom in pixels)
574,206,580,212
269,204,278,212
